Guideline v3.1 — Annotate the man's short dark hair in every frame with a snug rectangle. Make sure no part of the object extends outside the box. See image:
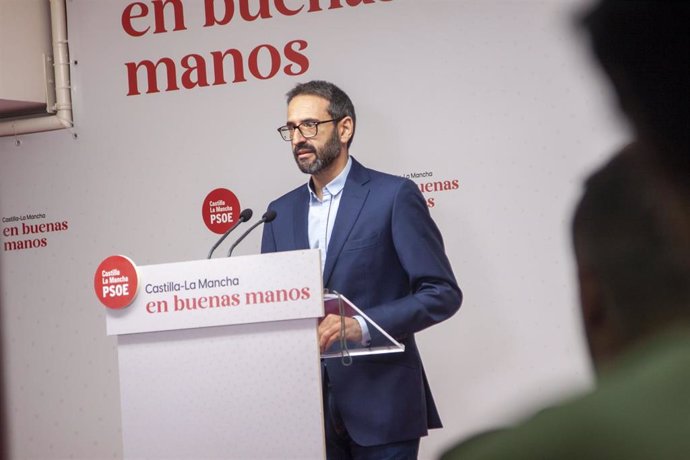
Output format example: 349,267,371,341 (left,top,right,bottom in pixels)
287,80,357,148
572,145,690,339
